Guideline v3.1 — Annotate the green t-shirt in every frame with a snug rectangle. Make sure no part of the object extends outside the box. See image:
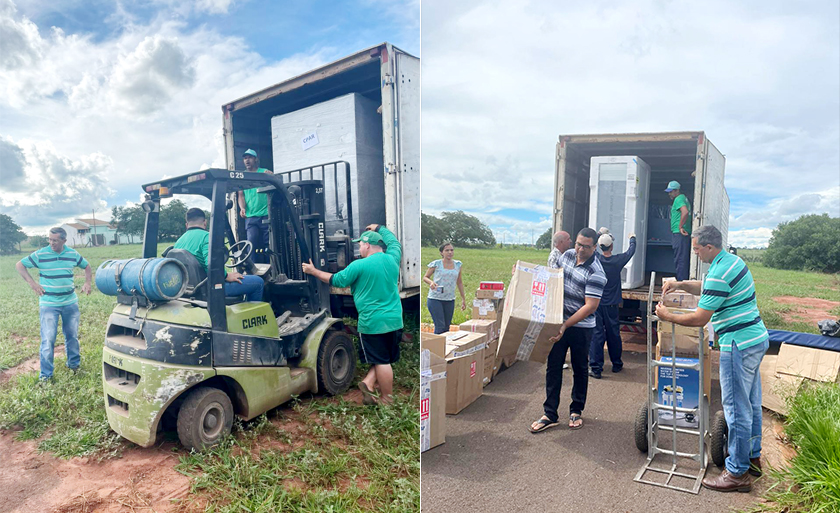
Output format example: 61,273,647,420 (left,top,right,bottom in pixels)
330,226,403,334
243,168,271,217
173,227,227,277
21,245,89,307
670,194,692,234
697,250,768,352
